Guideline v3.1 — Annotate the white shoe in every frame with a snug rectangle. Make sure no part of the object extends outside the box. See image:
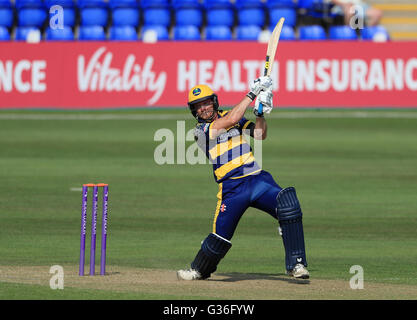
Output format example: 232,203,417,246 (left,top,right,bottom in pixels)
177,268,202,281
287,263,310,279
